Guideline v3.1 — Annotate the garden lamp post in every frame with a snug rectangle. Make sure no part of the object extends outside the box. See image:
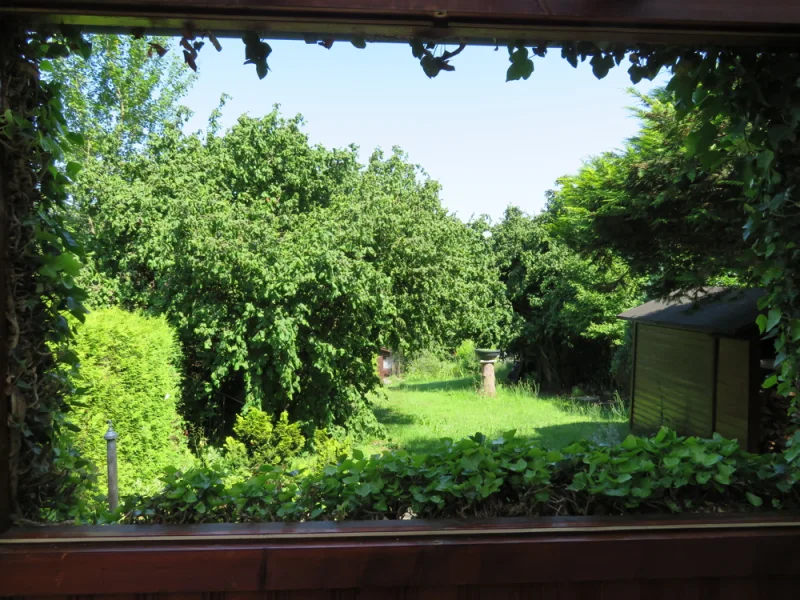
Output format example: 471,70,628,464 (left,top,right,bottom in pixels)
104,420,119,512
